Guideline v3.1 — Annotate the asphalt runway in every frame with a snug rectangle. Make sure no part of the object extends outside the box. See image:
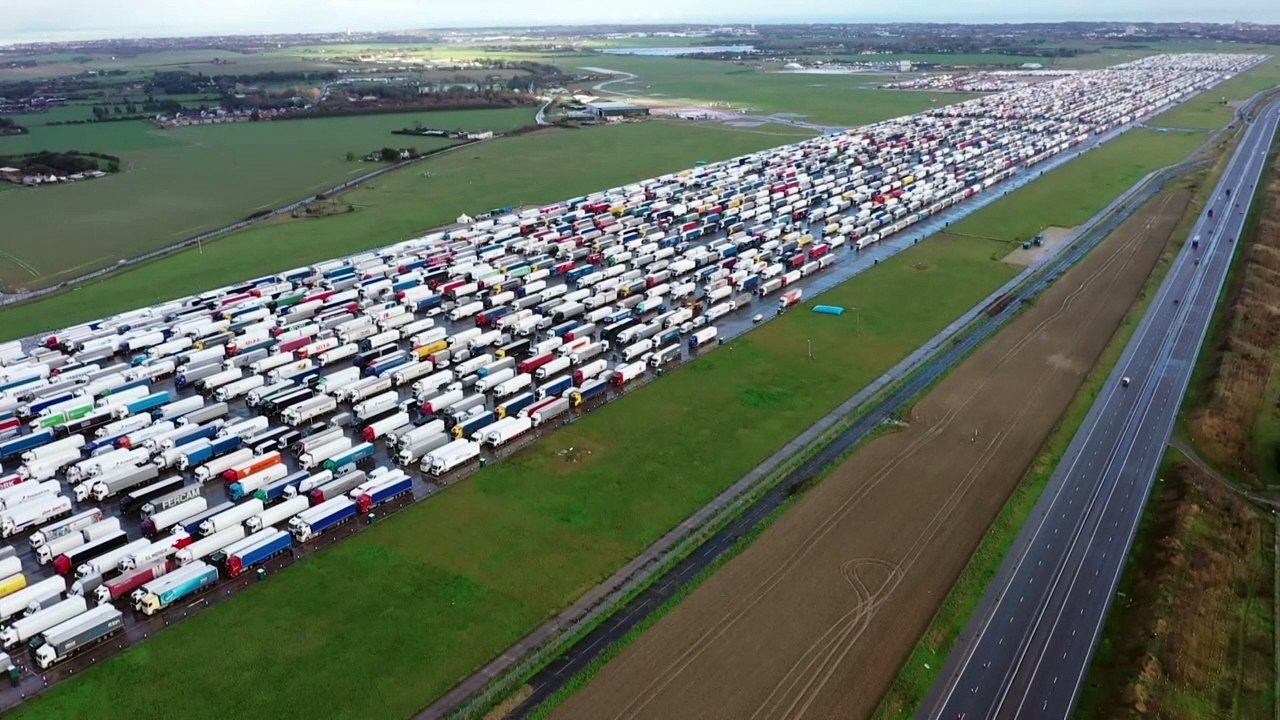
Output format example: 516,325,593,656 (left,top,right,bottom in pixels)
921,101,1280,720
